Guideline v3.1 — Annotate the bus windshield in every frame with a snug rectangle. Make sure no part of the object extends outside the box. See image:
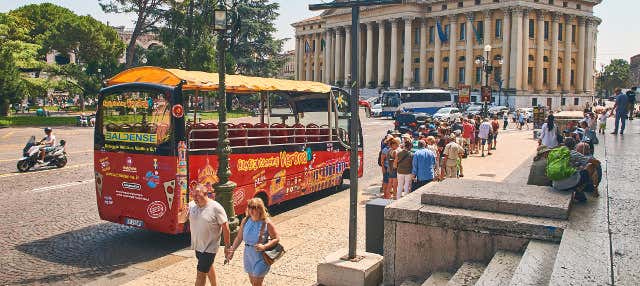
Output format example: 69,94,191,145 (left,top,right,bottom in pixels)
98,91,172,154
401,92,451,103
383,92,401,107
